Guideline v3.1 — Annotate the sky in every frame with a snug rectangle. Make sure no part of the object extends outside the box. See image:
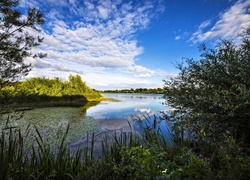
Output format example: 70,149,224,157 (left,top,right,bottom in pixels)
18,0,250,90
